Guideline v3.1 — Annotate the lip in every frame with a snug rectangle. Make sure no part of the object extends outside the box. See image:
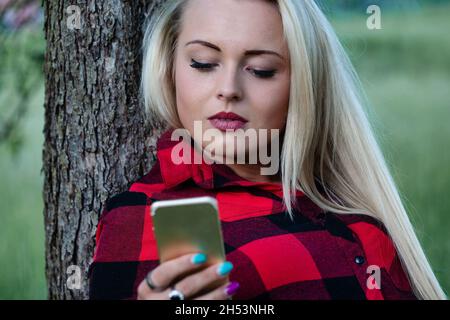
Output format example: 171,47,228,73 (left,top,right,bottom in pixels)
208,112,248,122
207,112,248,131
